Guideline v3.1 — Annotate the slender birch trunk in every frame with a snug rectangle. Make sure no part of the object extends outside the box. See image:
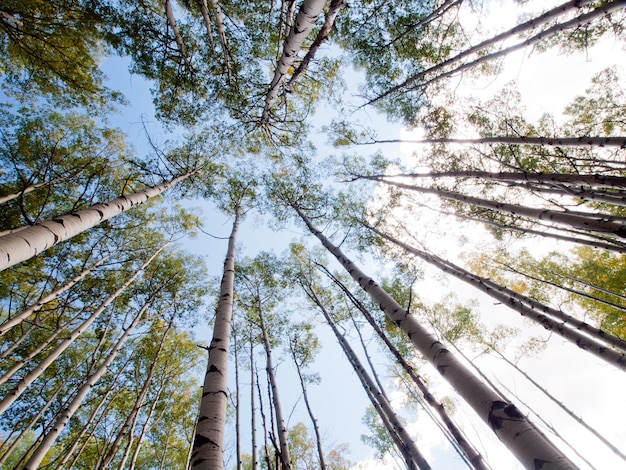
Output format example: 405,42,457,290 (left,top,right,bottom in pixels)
23,289,156,469
357,171,626,190
0,177,66,206
0,382,64,467
405,197,626,254
59,355,134,469
0,304,87,386
99,315,175,469
0,248,117,336
417,0,626,90
383,0,463,49
127,375,168,469
288,340,326,469
354,135,626,148
163,0,190,64
0,171,194,271
287,0,346,88
319,264,489,470
191,209,240,470
293,206,577,469
250,335,258,470
255,365,273,470
497,260,626,314
502,182,626,207
367,224,626,366
304,284,430,470
373,177,626,237
261,0,327,123
233,331,243,470
368,0,619,105
257,299,292,470
0,246,164,415
198,0,216,52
